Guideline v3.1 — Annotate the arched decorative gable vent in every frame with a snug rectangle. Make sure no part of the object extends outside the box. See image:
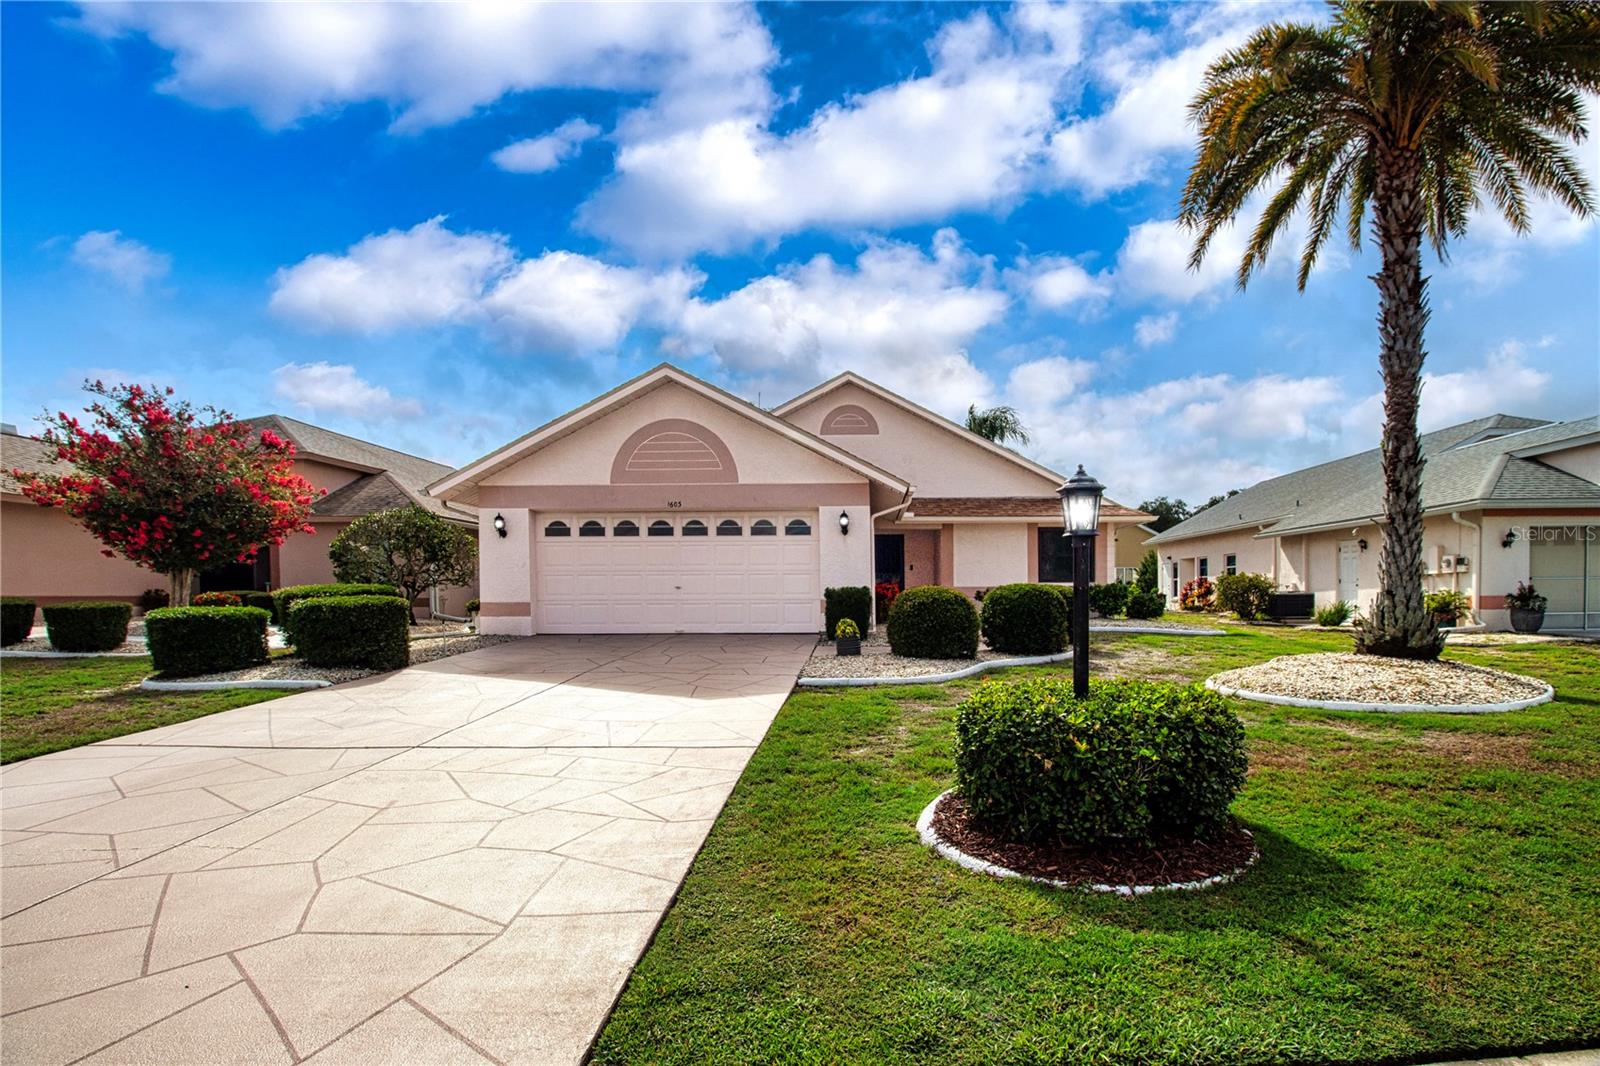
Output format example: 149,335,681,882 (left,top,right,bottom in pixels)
610,418,739,484
820,403,879,435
